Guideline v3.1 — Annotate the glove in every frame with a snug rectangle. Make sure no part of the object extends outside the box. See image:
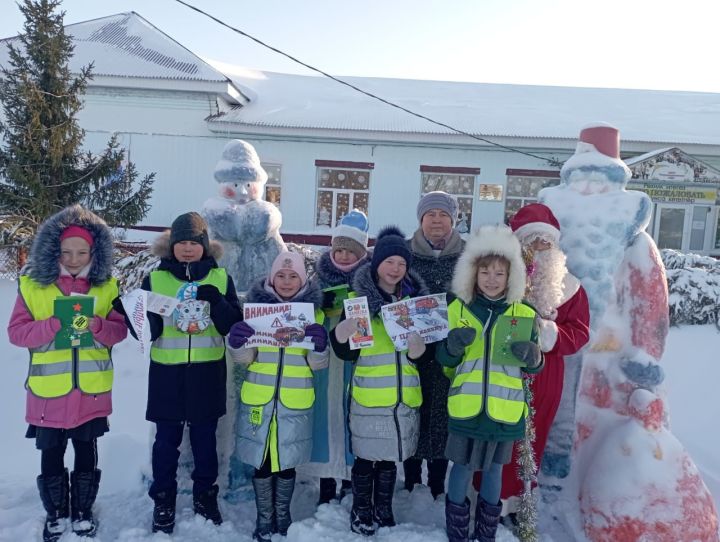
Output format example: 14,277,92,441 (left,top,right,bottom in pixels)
334,317,360,344
228,321,255,348
304,323,328,353
406,332,426,360
111,296,126,317
446,327,477,357
195,284,223,305
510,341,542,368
